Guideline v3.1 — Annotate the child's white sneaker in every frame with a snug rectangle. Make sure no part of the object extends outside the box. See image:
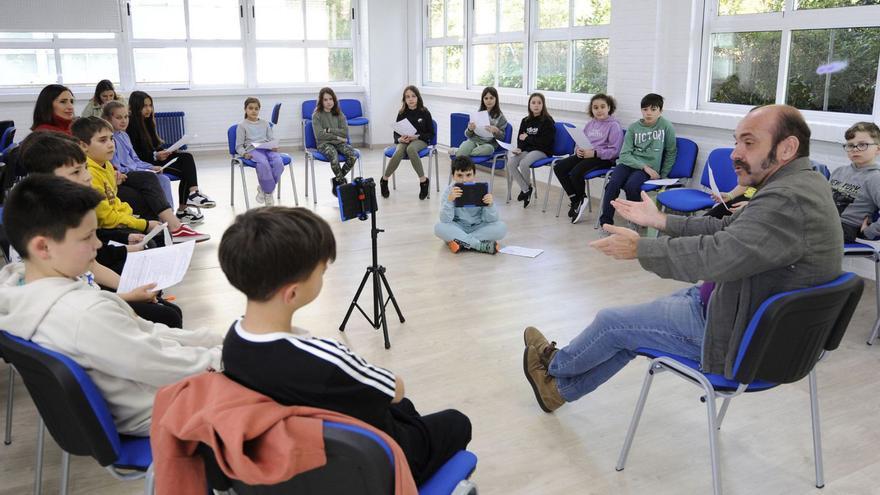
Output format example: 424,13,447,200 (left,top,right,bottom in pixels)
255,186,265,205
264,190,275,206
